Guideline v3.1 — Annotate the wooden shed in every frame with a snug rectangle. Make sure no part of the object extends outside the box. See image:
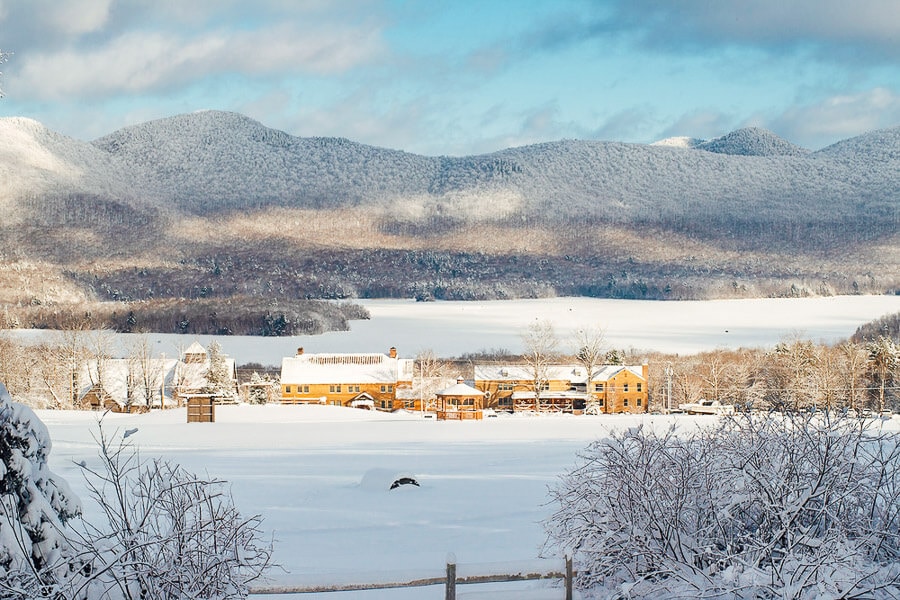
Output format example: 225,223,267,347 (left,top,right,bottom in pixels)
186,394,216,423
436,379,484,421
